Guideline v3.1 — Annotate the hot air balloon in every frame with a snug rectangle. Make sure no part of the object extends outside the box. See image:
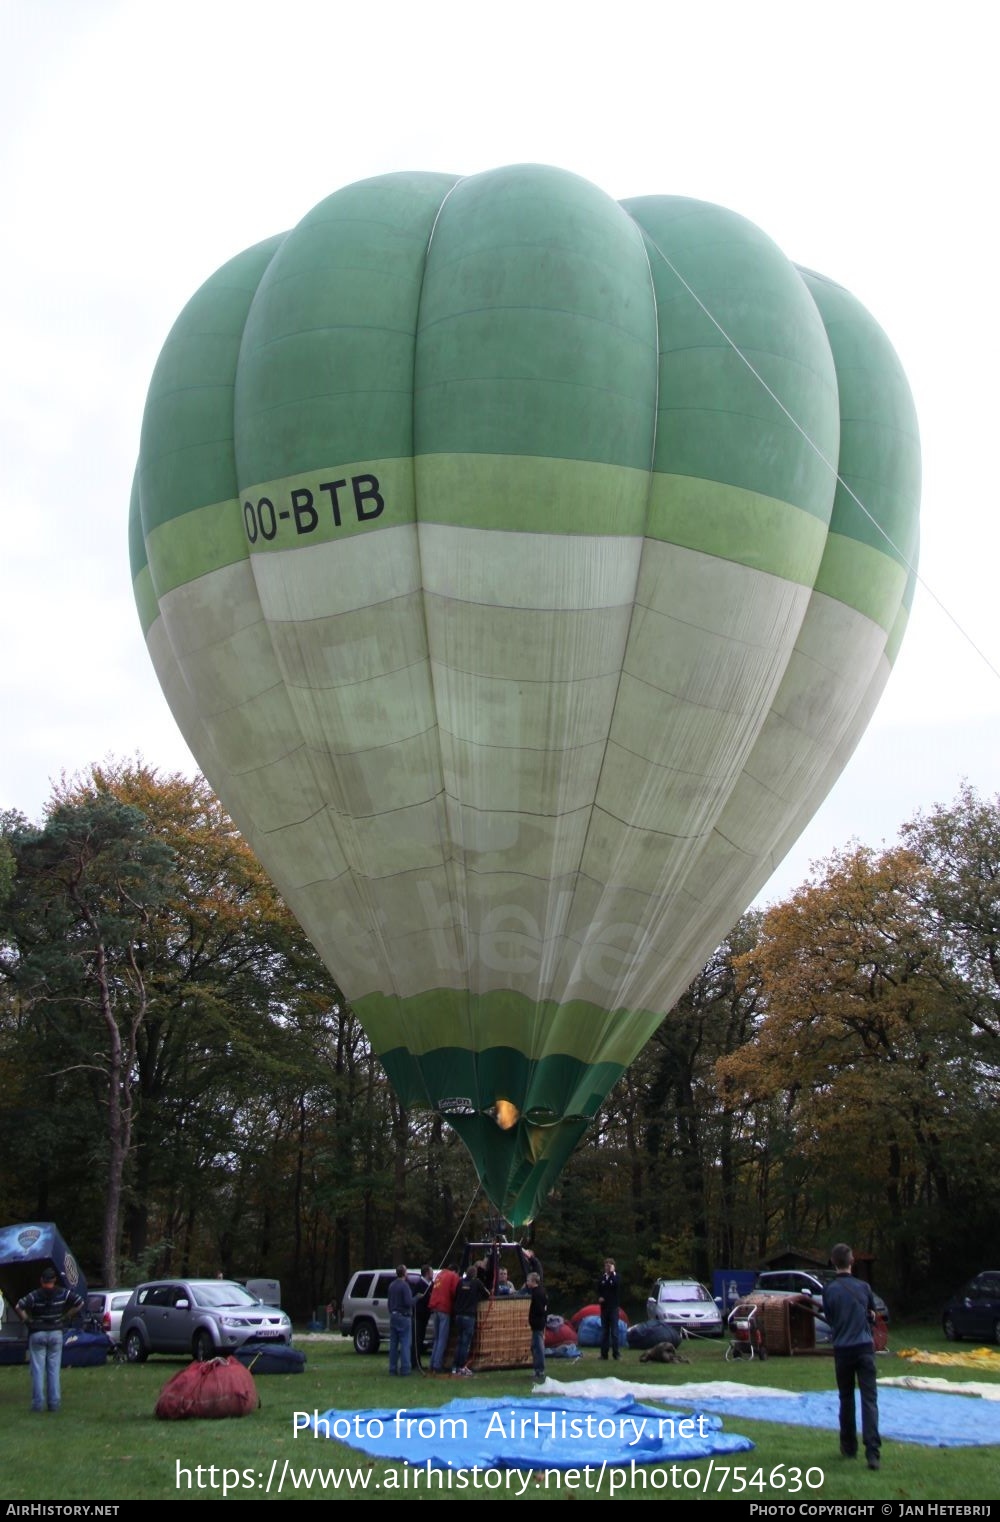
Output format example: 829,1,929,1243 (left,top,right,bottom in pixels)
129,165,920,1224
